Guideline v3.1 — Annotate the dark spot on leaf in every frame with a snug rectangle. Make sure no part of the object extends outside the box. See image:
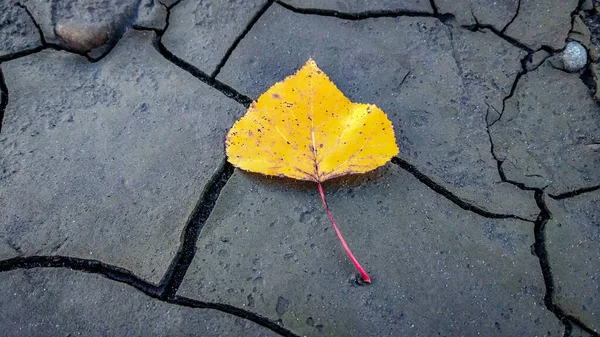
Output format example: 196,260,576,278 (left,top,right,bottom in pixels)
272,93,281,99
319,143,324,148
